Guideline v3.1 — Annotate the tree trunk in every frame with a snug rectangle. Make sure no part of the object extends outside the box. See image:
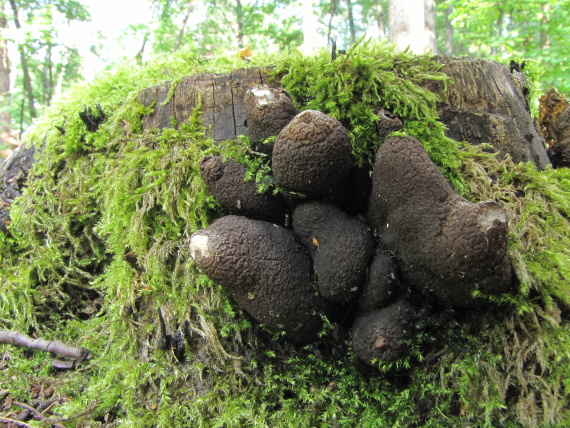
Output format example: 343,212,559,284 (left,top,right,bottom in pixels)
174,6,193,51
8,0,37,120
346,0,355,44
370,1,385,40
388,0,426,54
444,5,453,55
0,0,11,135
326,0,337,44
424,0,437,53
300,1,326,53
235,0,244,48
